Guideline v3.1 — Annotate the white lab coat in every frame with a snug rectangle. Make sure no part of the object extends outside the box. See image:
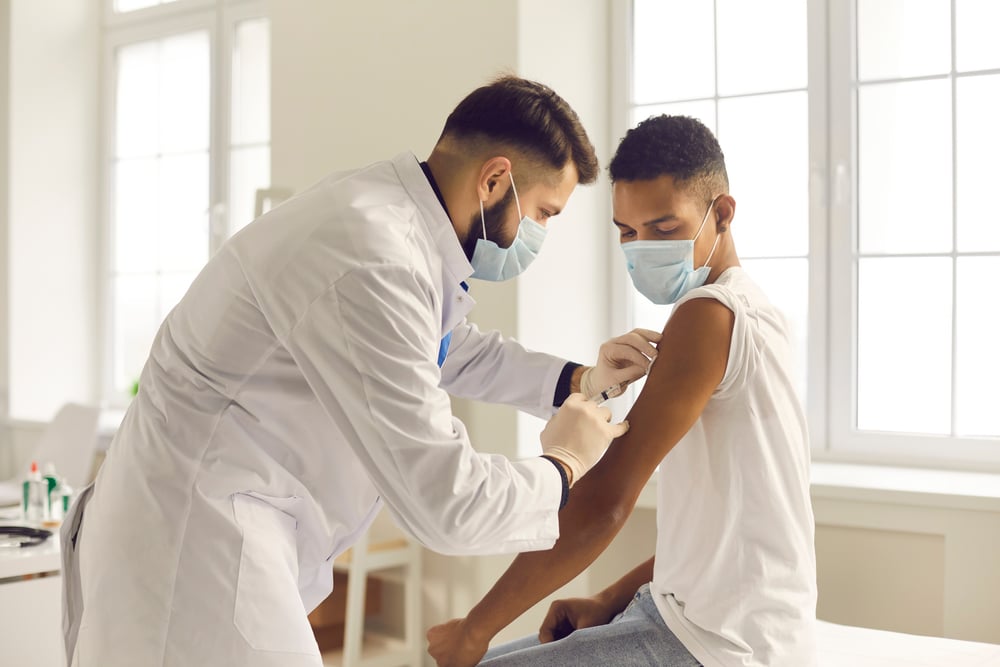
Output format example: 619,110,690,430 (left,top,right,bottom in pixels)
63,152,566,666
